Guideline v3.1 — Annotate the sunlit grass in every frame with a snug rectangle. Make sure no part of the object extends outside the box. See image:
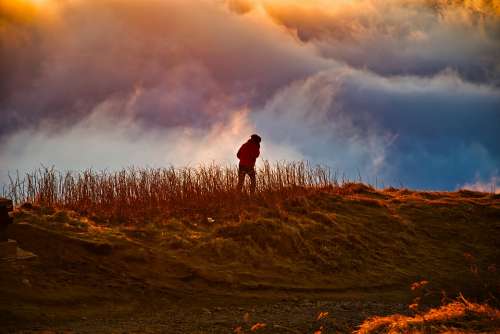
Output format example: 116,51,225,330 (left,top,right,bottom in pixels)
4,161,340,221
356,298,500,334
